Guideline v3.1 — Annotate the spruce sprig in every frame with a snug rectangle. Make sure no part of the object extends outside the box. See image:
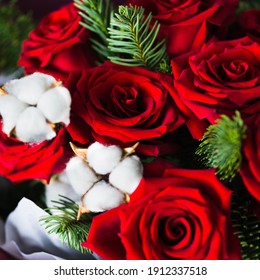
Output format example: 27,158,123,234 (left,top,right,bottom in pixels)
74,0,114,62
107,5,170,72
232,191,260,260
196,111,247,181
39,196,93,254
